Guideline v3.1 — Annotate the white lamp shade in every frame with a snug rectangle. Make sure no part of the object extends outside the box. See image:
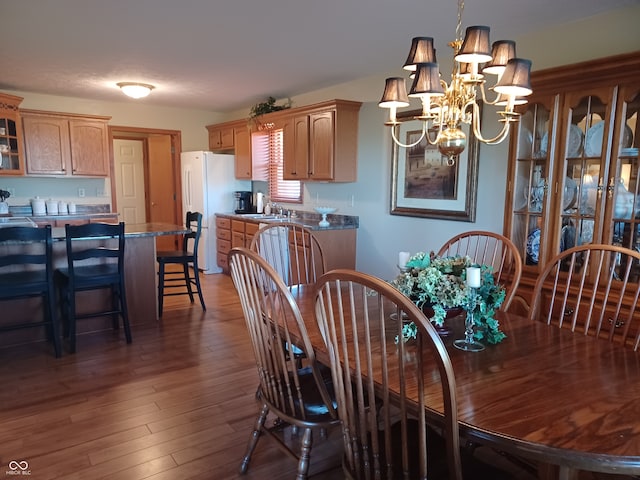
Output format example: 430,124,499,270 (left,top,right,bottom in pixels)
118,82,155,99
